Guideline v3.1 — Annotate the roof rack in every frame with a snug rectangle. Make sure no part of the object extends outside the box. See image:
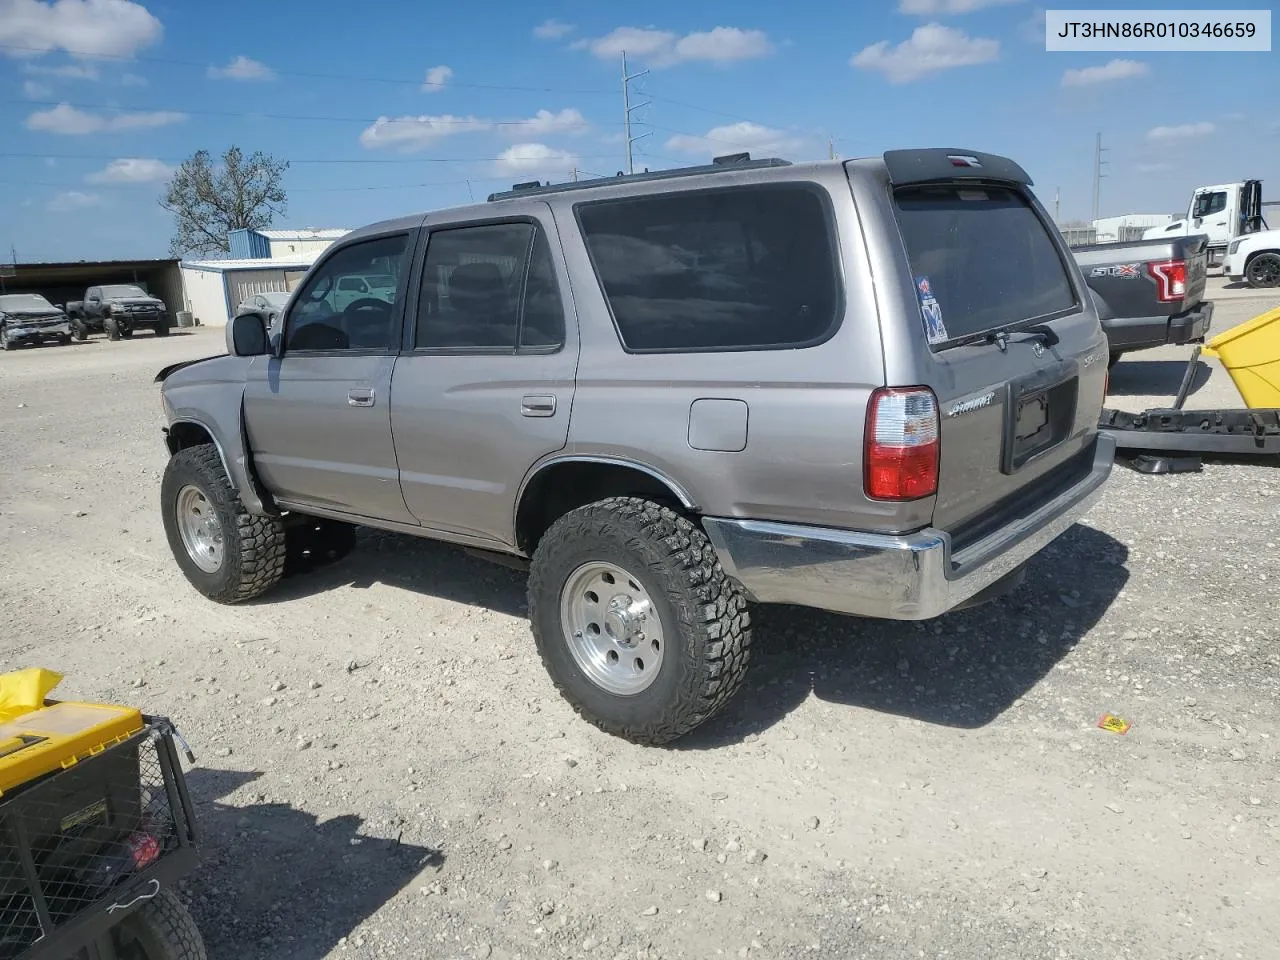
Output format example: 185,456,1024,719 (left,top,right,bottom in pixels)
486,153,793,202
